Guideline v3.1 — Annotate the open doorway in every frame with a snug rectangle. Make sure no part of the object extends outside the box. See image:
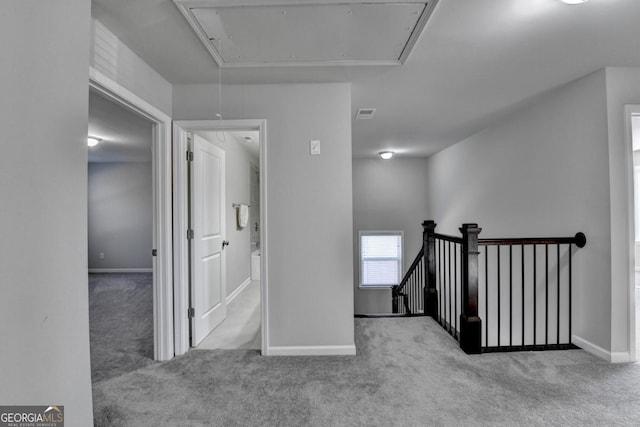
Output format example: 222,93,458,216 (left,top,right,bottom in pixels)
193,130,261,350
173,120,268,356
87,88,155,382
89,68,174,363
